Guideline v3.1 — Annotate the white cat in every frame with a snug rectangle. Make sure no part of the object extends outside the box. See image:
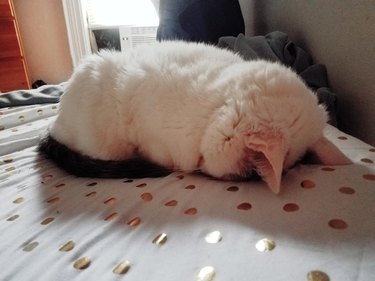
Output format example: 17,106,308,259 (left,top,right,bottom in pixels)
40,41,351,193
